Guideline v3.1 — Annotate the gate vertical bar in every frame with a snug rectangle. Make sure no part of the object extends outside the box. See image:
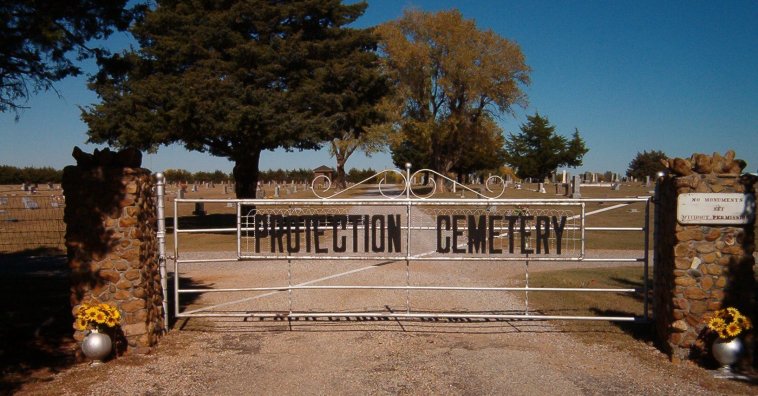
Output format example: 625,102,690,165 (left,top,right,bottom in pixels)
405,163,412,313
155,173,169,331
173,197,180,321
643,198,650,322
236,202,242,258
